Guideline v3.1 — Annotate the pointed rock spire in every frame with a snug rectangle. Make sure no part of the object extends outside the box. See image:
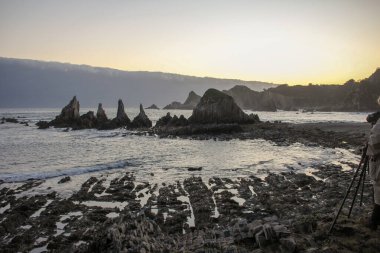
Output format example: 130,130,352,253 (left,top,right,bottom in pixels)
96,103,108,122
60,96,80,121
131,104,152,128
114,99,130,125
